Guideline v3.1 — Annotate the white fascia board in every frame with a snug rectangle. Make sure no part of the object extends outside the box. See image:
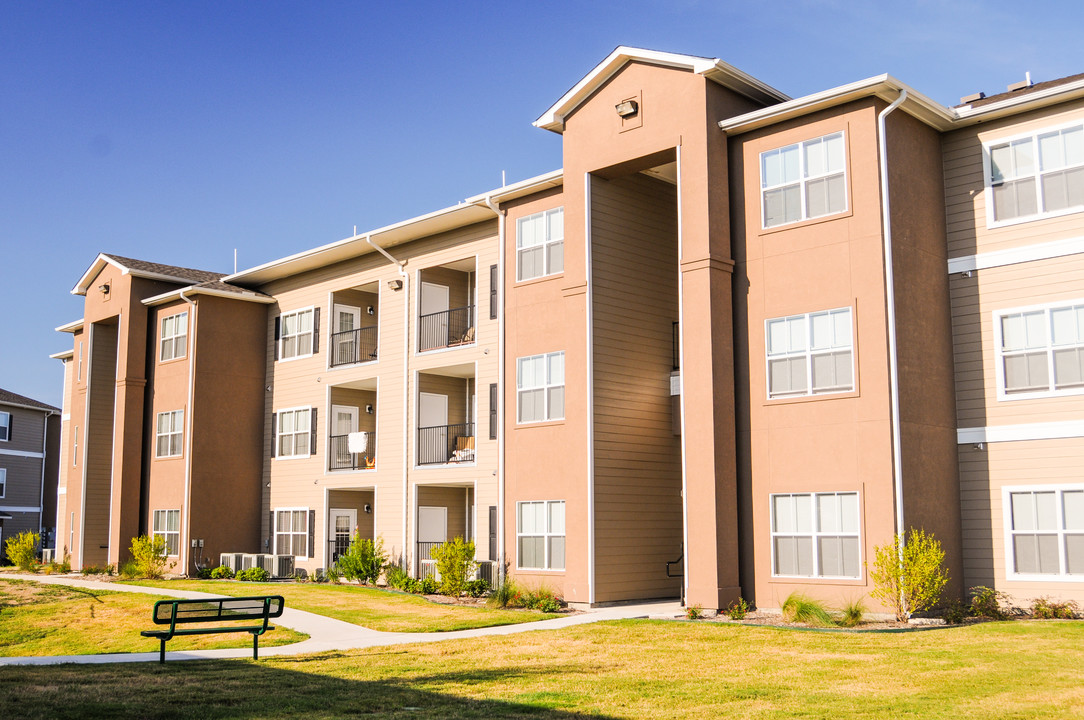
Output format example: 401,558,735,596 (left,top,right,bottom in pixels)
954,78,1084,125
50,349,74,360
55,318,84,333
464,169,564,205
142,286,277,307
957,420,1084,444
948,236,1084,274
